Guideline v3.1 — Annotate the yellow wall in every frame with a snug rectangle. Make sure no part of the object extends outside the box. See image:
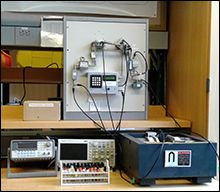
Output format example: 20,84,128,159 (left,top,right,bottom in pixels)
16,50,63,68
